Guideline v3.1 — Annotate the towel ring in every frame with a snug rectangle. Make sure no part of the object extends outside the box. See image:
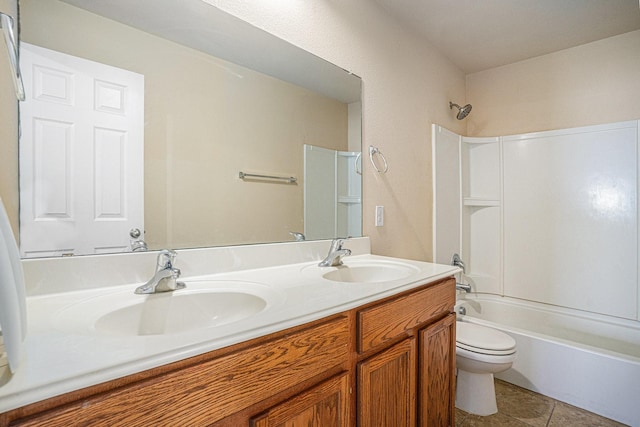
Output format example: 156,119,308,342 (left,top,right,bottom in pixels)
369,145,388,174
355,152,362,175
